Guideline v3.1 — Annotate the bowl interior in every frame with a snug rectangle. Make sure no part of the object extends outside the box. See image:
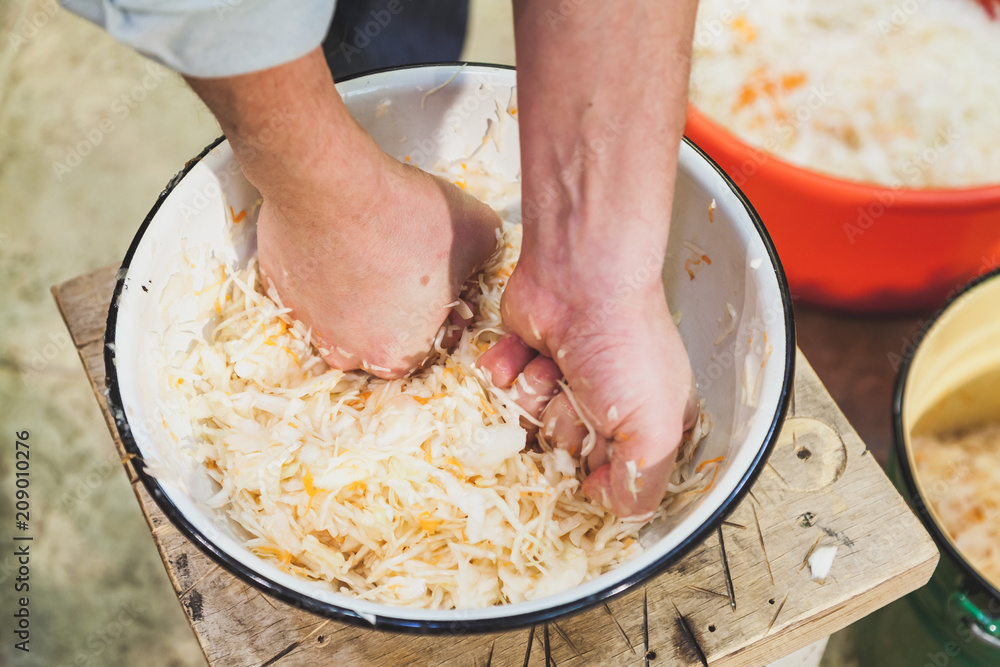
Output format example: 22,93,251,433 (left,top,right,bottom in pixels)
903,274,1000,438
108,65,792,628
900,272,1000,597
